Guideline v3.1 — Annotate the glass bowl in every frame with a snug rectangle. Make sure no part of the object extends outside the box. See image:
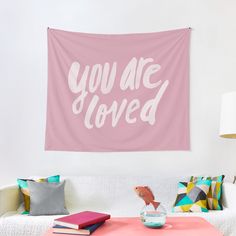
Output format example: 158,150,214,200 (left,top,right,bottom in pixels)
140,203,167,228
